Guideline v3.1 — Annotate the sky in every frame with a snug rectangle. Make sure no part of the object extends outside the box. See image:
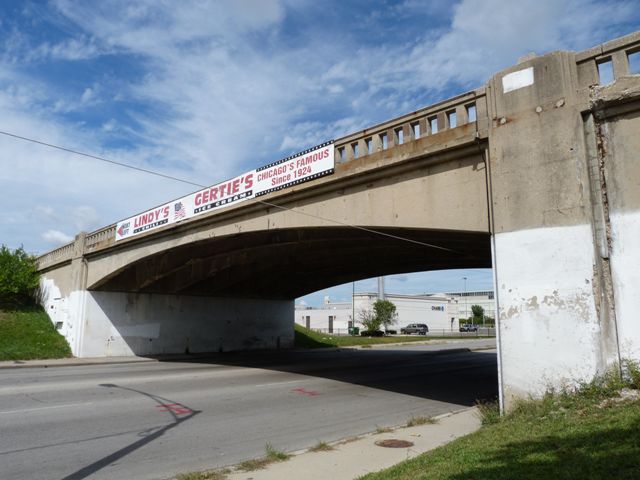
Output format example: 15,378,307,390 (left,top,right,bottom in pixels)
1,0,638,306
